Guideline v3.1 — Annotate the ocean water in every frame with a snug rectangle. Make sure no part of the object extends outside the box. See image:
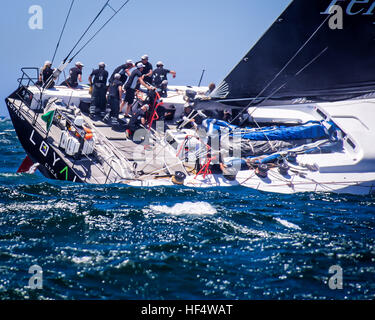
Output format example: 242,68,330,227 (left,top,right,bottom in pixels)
0,117,374,300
